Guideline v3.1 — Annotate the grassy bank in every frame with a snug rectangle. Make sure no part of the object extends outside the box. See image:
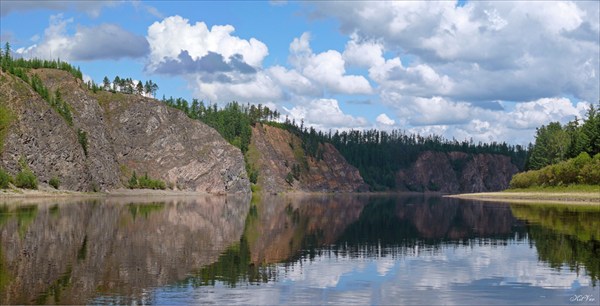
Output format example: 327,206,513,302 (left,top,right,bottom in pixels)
448,185,599,205
506,185,599,193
